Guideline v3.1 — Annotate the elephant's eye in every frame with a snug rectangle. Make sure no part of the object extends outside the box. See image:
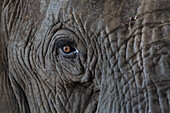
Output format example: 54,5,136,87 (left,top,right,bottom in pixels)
62,45,76,54
55,39,78,58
